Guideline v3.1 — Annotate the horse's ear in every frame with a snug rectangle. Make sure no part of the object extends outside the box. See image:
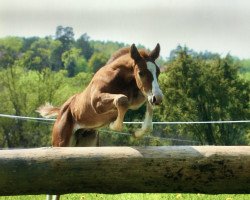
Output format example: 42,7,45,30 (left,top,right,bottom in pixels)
130,44,142,62
149,43,160,61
